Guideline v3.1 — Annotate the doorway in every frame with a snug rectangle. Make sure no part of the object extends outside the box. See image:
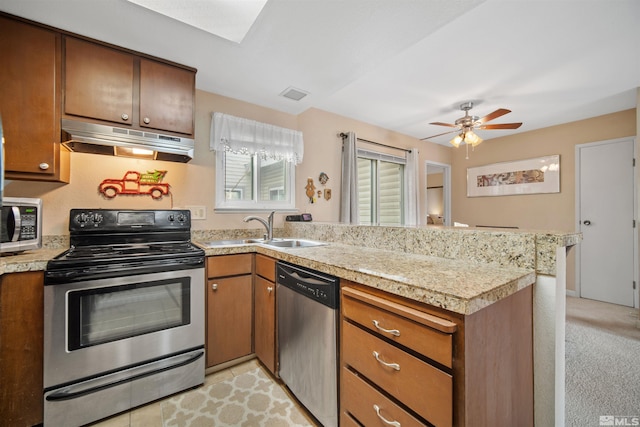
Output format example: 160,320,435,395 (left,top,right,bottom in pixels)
425,161,451,226
575,137,637,308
